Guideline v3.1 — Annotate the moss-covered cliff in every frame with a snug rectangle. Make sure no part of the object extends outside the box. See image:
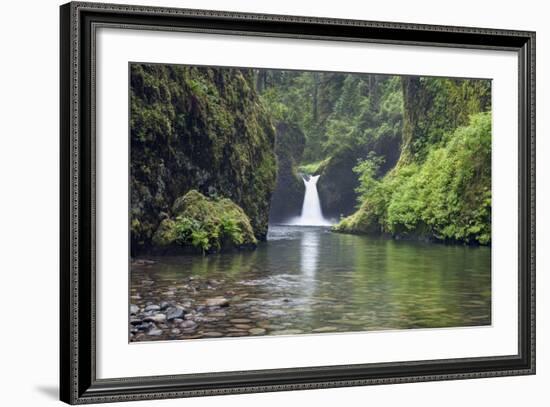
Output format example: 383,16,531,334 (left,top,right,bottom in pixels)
335,78,492,245
400,77,491,163
130,64,277,254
